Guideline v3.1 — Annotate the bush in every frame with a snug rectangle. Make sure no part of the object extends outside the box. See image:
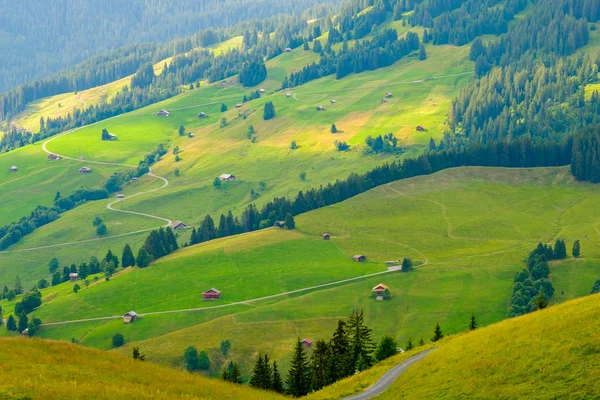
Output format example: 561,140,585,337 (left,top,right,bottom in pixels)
112,333,125,348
